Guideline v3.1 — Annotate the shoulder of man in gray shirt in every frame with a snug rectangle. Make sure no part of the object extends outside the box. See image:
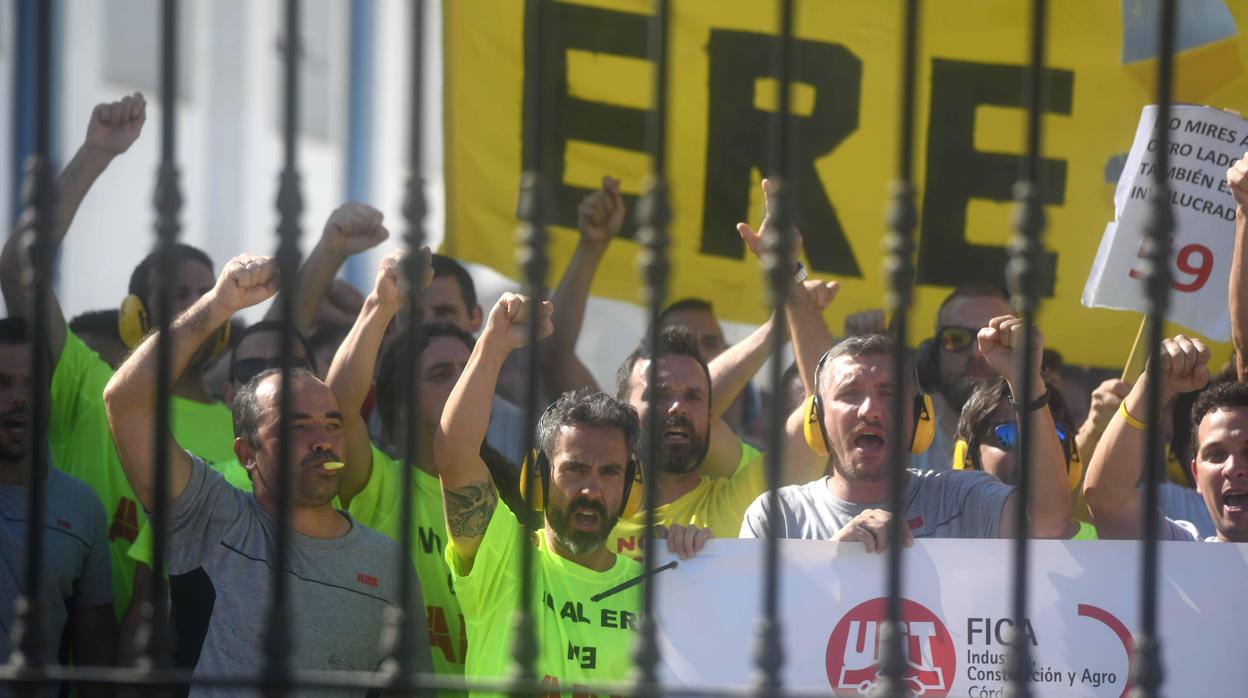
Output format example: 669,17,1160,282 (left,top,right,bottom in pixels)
740,468,1013,540
164,455,431,696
